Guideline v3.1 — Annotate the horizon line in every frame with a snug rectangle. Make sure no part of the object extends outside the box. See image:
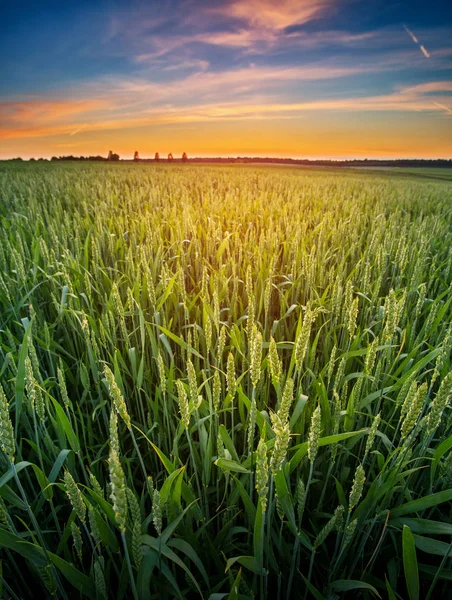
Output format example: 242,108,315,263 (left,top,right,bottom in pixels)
3,155,452,162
